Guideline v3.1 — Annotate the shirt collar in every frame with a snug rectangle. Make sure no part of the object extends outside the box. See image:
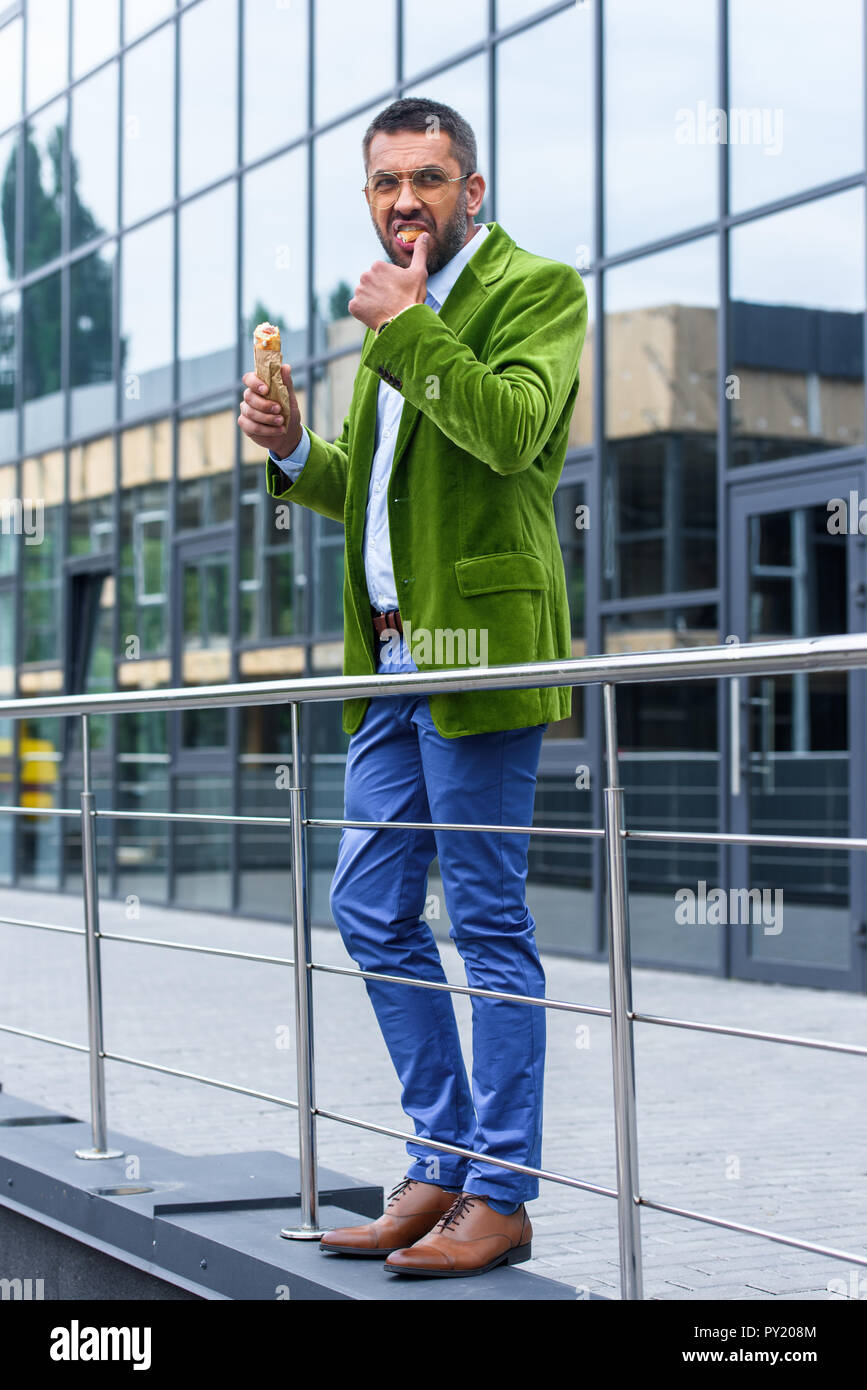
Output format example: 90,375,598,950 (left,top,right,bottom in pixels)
425,222,490,310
